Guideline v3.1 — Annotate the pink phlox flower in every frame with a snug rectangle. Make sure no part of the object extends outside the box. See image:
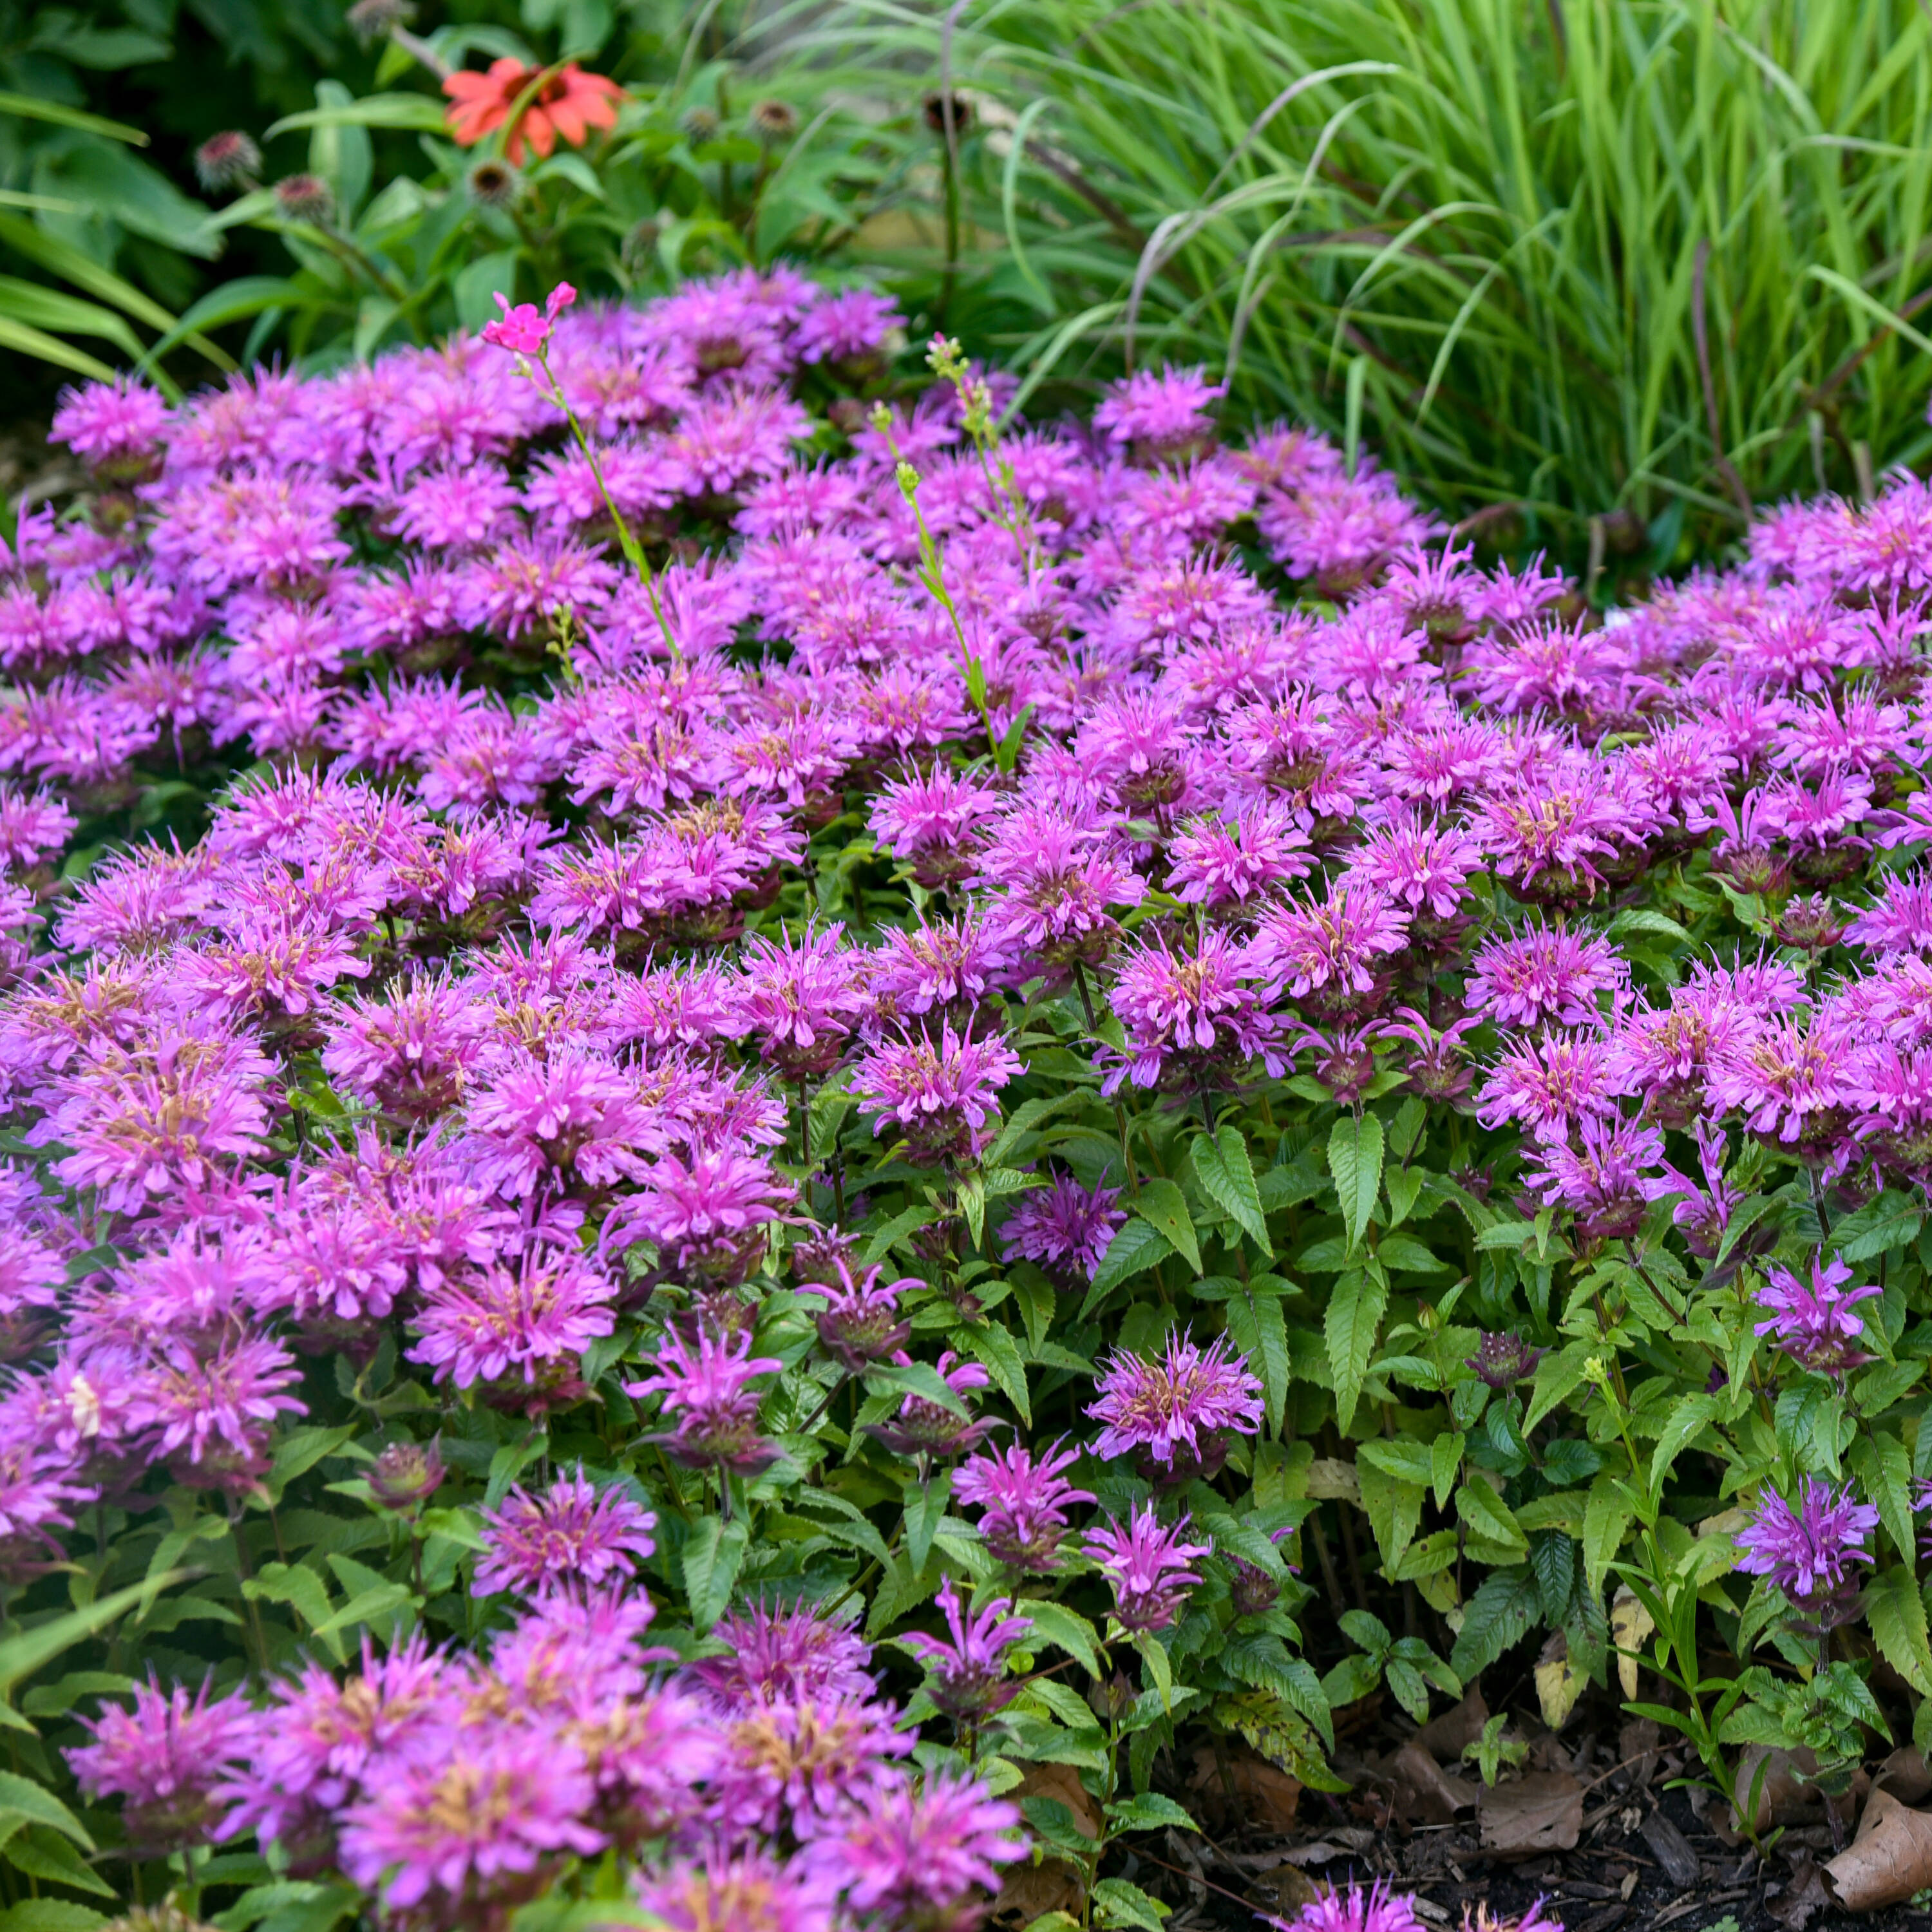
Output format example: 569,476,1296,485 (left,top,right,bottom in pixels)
480,281,577,356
